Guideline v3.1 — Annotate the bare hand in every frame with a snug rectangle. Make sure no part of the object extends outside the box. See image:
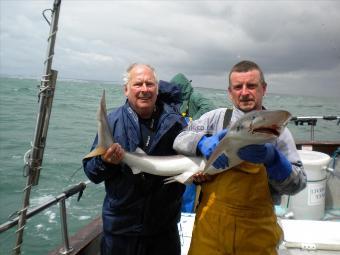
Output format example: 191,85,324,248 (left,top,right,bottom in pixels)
192,172,215,183
101,143,125,165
